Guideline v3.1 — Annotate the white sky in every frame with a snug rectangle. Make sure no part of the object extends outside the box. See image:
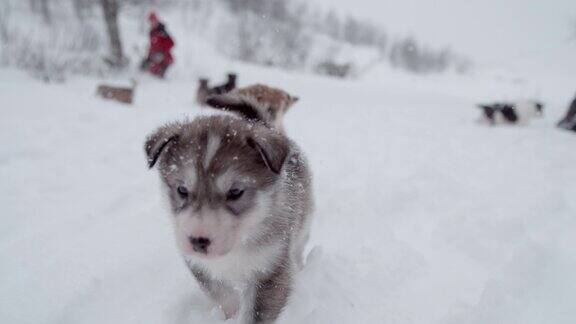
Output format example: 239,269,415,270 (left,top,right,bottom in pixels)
312,0,576,70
